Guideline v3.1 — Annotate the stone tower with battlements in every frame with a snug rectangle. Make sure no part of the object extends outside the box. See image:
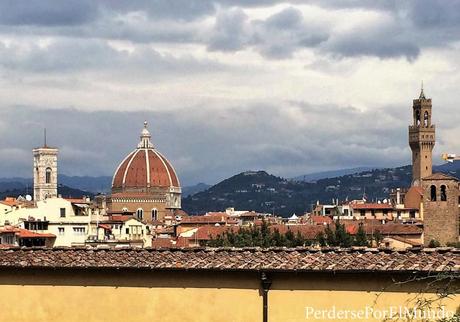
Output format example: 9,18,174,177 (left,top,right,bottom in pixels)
408,85,435,185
